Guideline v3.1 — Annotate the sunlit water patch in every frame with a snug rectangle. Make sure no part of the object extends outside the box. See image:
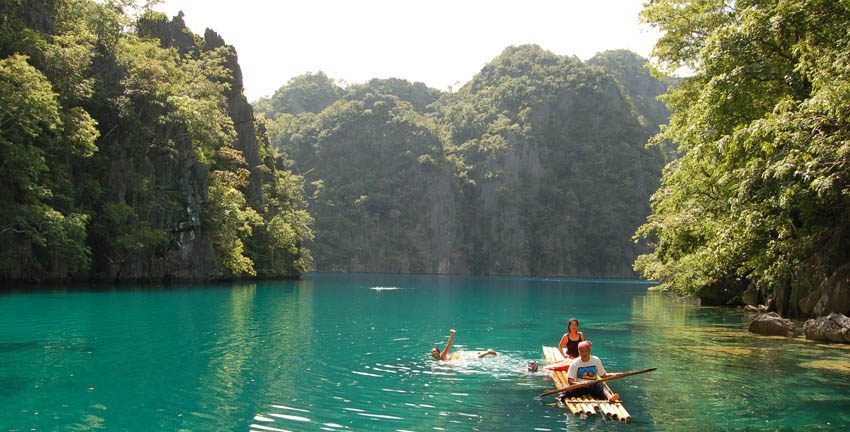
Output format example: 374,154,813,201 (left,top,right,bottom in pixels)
369,286,402,292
